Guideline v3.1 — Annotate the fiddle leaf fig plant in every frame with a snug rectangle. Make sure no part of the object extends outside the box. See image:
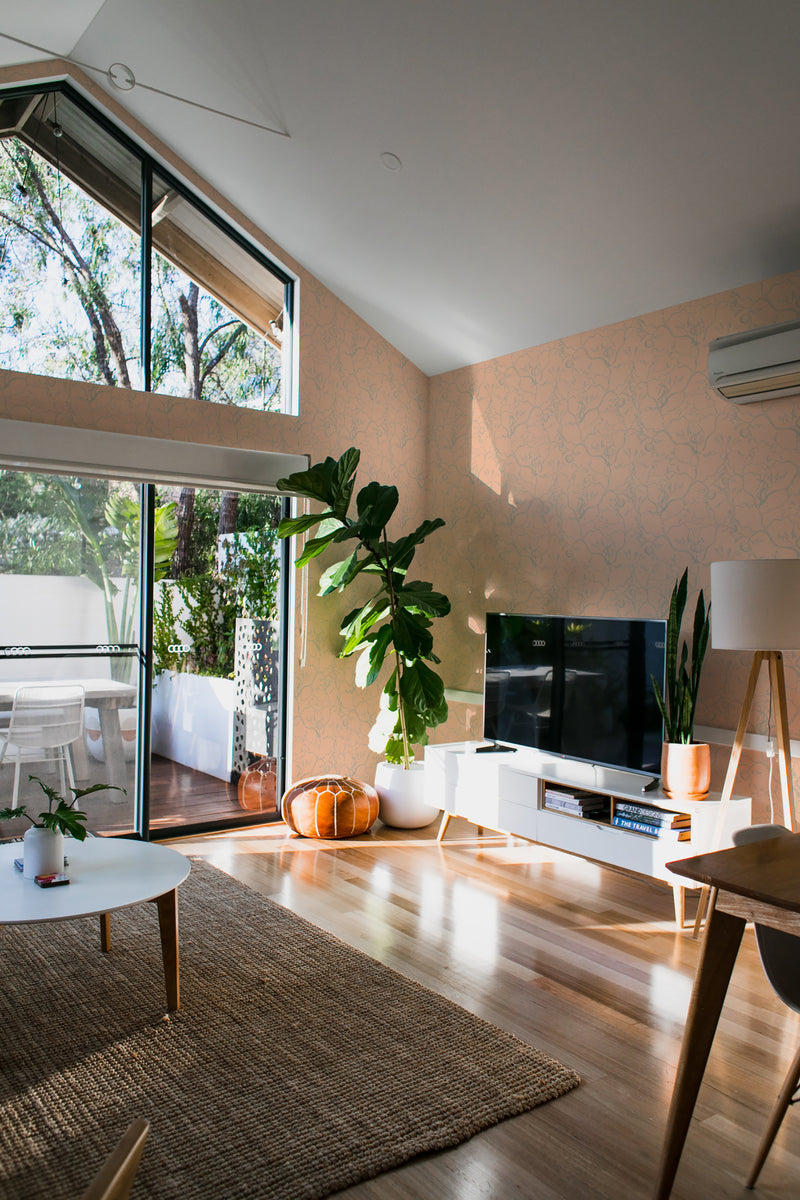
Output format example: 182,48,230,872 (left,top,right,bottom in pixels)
277,448,451,767
651,568,710,744
0,775,124,840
